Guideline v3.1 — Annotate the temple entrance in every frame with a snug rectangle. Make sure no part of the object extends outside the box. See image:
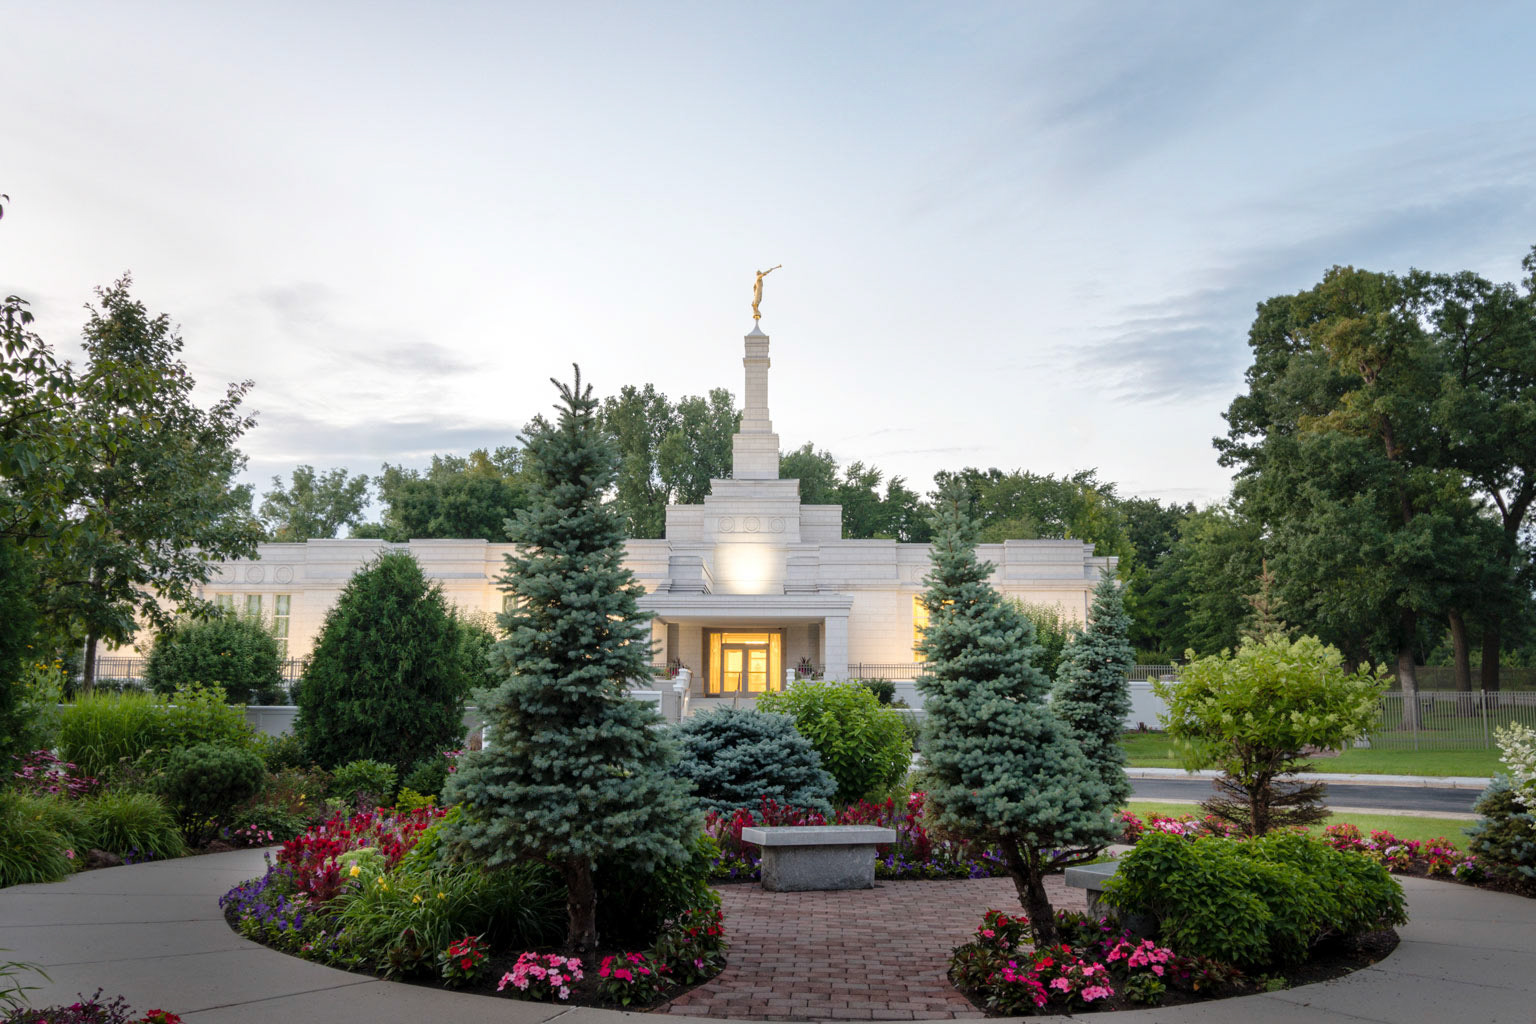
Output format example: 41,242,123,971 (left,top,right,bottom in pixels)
706,630,783,695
